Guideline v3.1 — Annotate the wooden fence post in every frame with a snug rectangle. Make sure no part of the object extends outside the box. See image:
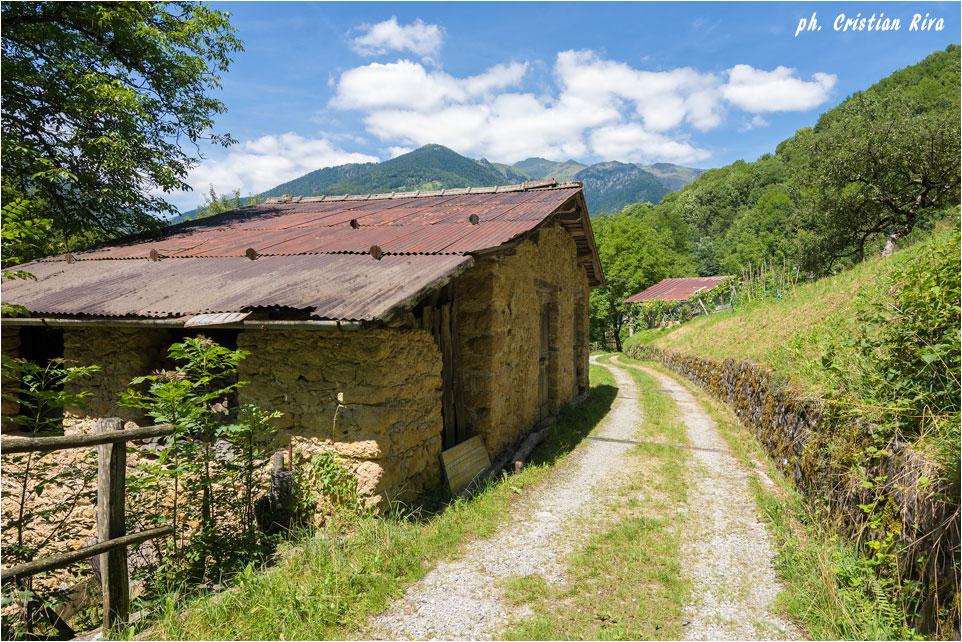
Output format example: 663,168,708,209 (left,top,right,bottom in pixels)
96,418,128,629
